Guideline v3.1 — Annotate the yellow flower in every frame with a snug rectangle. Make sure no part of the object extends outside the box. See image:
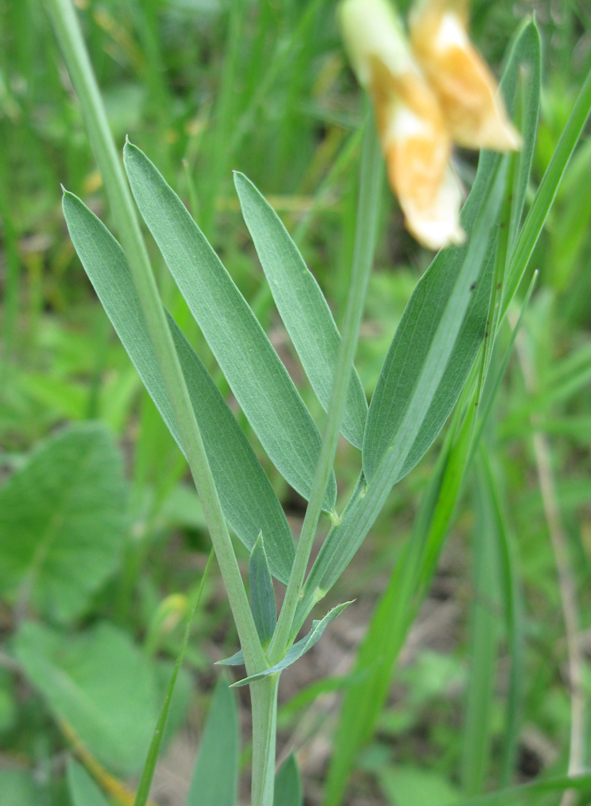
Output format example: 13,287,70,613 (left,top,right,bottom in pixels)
338,0,520,250
409,0,521,150
339,0,464,250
